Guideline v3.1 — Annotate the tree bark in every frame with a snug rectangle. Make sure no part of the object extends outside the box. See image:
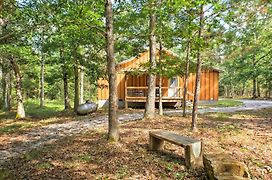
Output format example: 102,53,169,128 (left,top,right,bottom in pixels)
79,67,84,104
60,47,71,110
144,0,157,119
269,82,272,98
191,4,204,131
105,0,119,142
257,80,261,98
252,33,258,99
10,57,25,119
242,82,245,96
252,78,257,99
40,52,45,107
158,35,163,116
73,53,79,112
2,66,7,109
183,41,191,117
1,65,11,111
4,70,11,111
